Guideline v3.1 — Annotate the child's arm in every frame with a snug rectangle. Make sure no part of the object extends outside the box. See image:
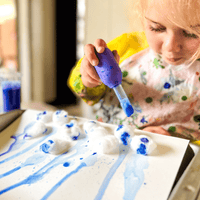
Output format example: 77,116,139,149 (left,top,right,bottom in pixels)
67,32,149,106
